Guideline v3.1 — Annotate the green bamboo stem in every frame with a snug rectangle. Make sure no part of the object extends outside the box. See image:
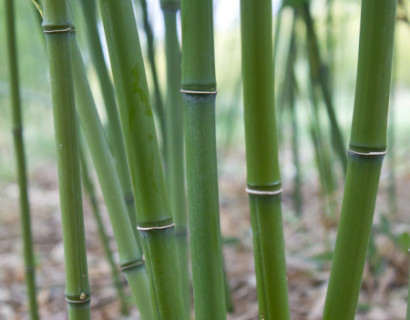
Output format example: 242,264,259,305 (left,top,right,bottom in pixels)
160,1,191,316
137,0,166,151
323,1,396,318
5,1,39,318
98,1,186,318
300,3,347,174
180,0,227,318
76,0,141,246
41,1,90,318
388,40,398,215
78,140,129,315
70,39,154,319
307,74,338,222
240,0,290,319
289,75,302,216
